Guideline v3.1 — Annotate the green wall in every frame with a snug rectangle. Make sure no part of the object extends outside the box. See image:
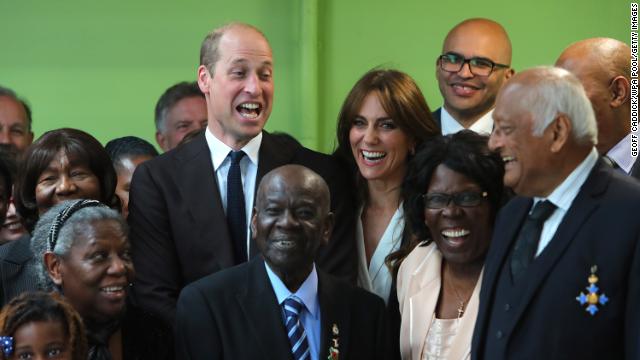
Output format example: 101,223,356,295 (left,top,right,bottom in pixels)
0,0,629,153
